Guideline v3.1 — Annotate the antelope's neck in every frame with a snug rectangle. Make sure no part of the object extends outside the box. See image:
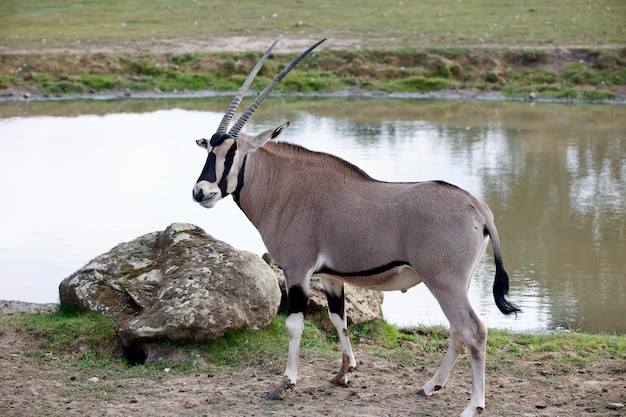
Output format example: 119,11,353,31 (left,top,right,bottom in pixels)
235,145,299,231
